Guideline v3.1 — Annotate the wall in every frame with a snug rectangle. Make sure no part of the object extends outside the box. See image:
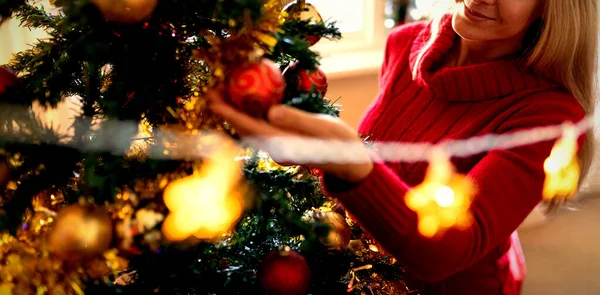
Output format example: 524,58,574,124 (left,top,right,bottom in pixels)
327,73,380,129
